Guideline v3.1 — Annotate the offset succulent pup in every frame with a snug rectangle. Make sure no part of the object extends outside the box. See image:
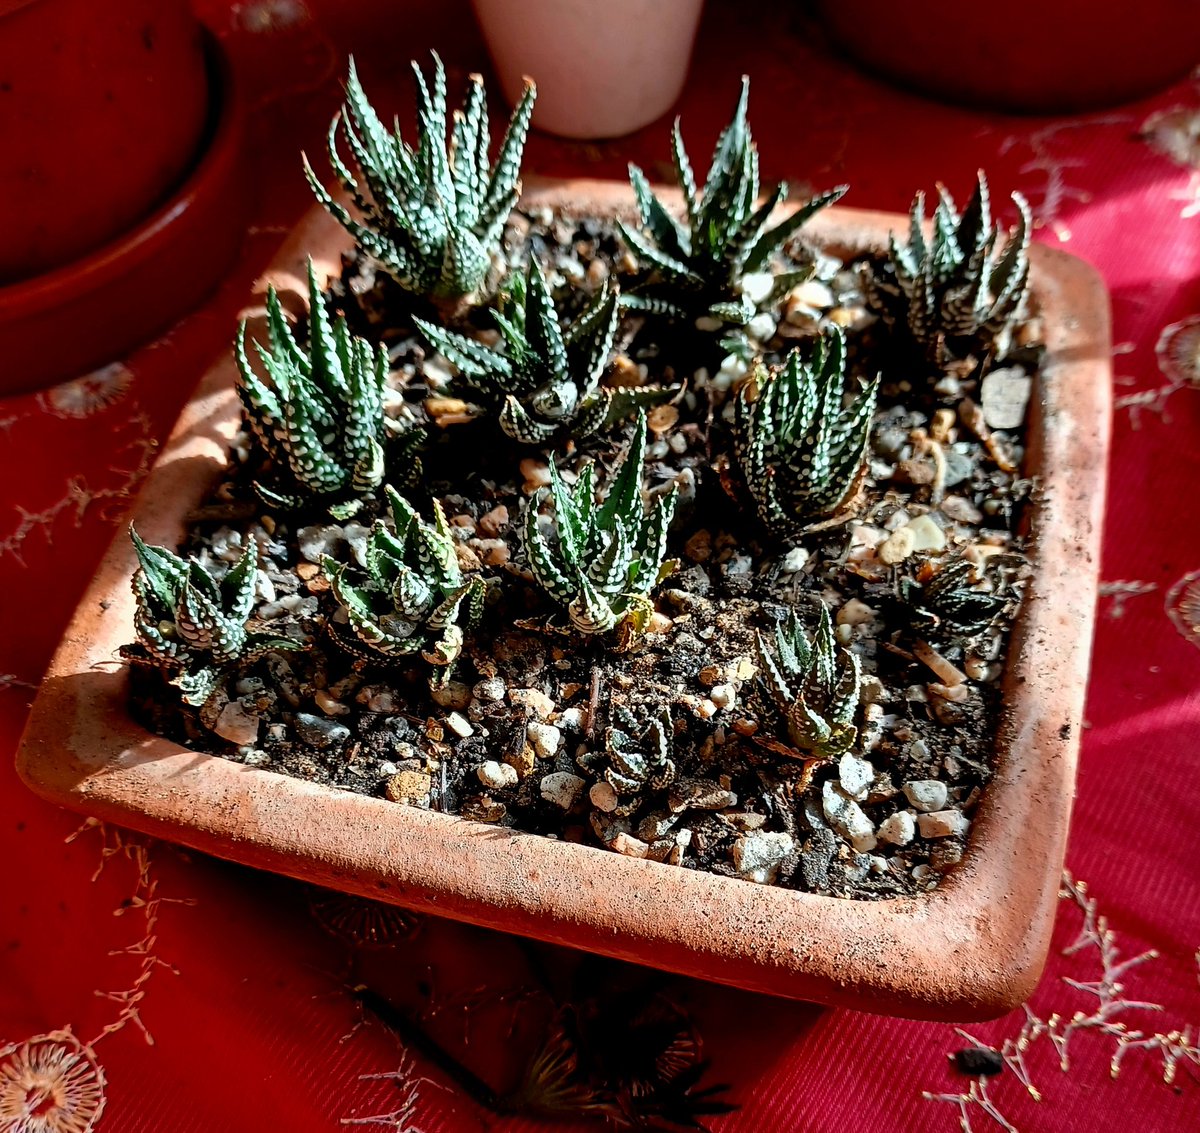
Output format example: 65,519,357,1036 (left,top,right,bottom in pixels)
305,55,536,308
619,76,846,325
235,259,420,518
755,603,861,761
902,555,1011,645
322,487,485,687
870,170,1032,360
593,706,677,817
730,327,878,539
127,528,299,707
415,259,674,444
523,412,677,635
